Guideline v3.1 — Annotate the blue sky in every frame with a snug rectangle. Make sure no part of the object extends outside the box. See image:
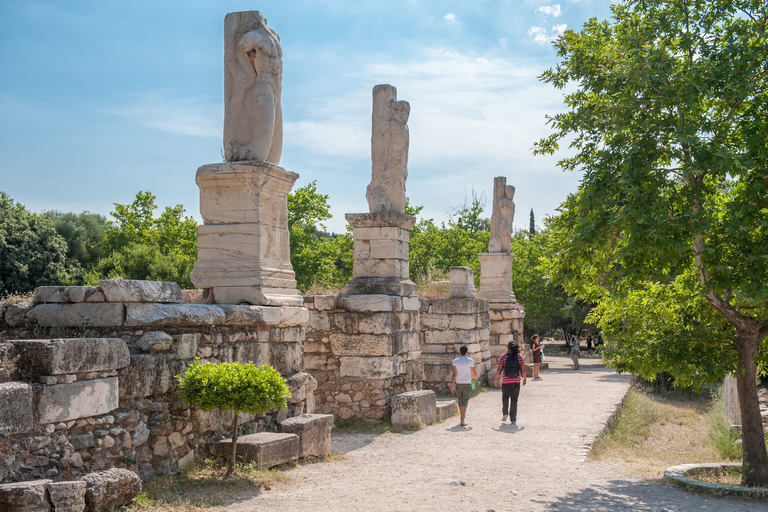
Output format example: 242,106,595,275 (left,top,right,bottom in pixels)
0,0,615,234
